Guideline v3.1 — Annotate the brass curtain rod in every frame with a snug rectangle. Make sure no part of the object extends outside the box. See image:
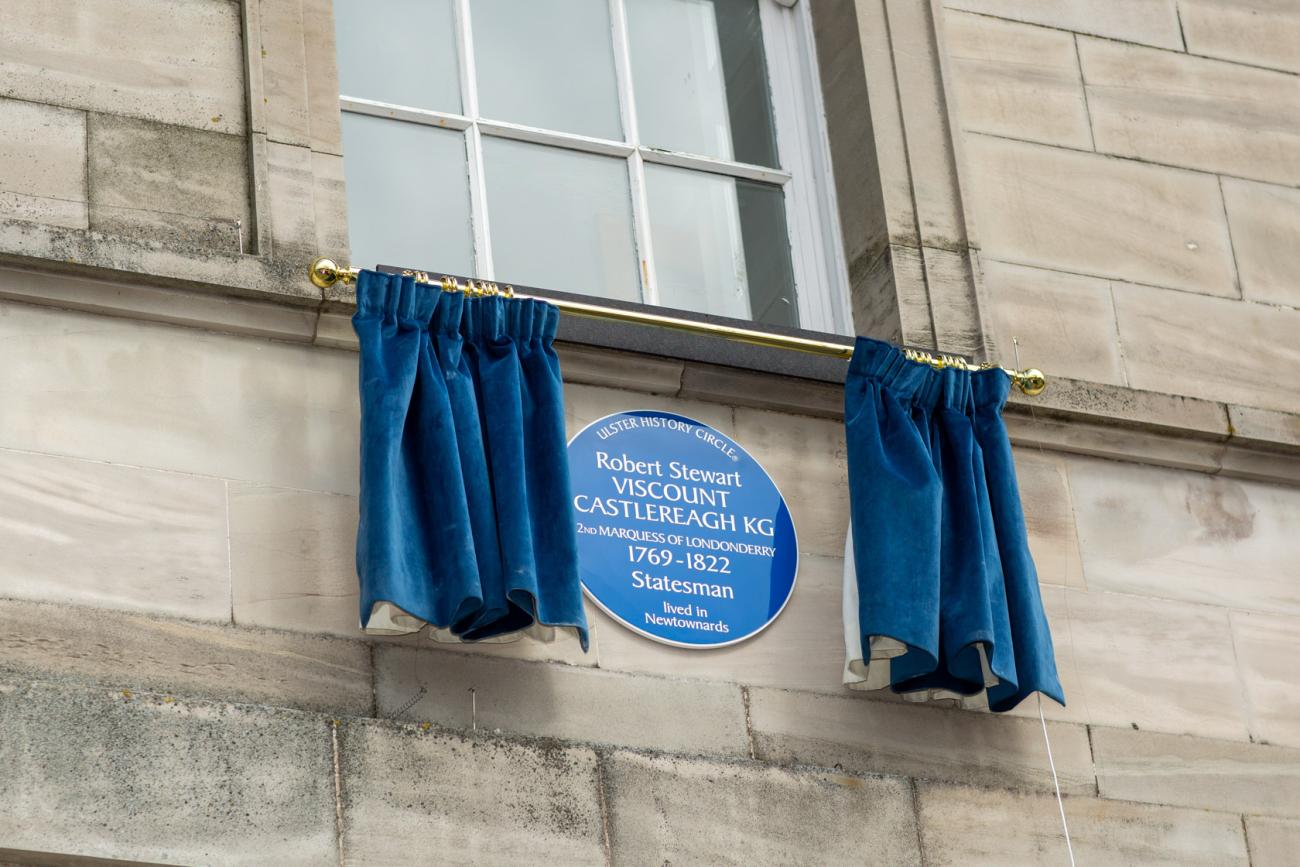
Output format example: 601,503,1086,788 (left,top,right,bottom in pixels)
309,258,1047,396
